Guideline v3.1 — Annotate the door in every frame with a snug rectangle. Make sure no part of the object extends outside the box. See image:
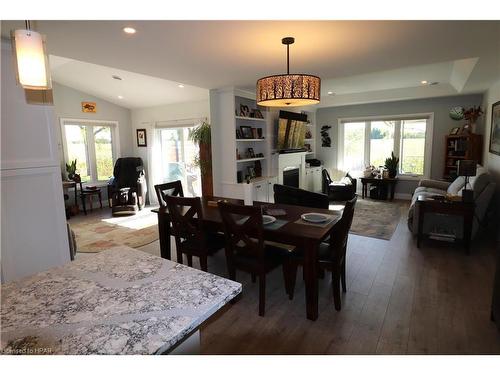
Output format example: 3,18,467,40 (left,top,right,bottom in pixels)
158,127,201,197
